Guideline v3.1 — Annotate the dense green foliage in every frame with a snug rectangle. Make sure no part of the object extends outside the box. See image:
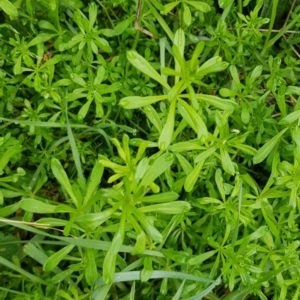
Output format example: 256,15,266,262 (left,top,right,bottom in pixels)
1,0,300,299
